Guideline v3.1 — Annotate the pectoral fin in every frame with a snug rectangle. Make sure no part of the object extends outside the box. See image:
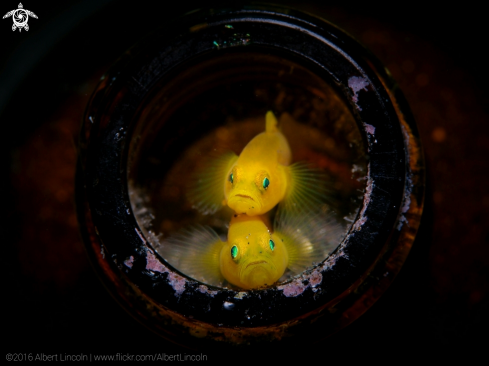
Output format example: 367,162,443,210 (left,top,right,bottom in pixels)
153,225,225,286
187,151,238,215
274,209,345,276
279,162,334,218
